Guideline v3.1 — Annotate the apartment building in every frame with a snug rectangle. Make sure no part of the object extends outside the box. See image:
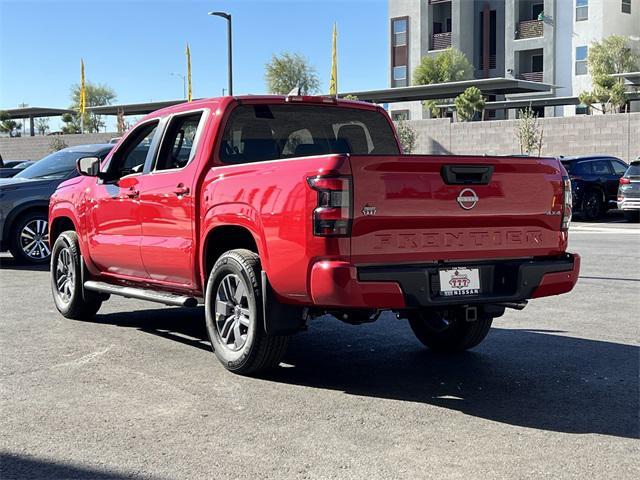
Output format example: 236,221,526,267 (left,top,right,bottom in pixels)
389,0,640,119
